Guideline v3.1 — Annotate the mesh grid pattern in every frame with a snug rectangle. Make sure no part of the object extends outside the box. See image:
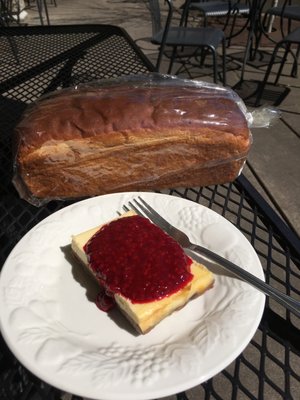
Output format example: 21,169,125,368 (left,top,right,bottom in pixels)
0,24,299,400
